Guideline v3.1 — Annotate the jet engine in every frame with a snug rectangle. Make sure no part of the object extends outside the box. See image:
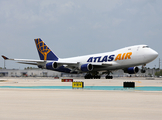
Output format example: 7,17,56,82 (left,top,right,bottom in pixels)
79,63,93,72
46,62,58,70
124,67,139,74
